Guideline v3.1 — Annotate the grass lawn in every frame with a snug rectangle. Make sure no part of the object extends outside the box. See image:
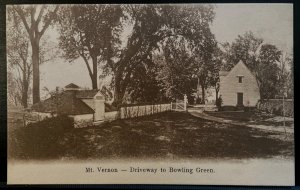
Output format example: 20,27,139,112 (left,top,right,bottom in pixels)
8,111,294,160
